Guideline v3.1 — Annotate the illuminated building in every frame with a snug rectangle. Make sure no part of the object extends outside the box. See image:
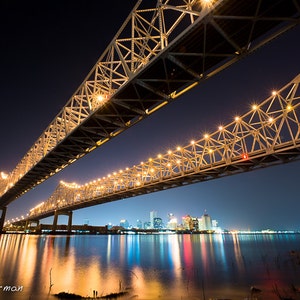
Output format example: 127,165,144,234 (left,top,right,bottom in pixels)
198,213,212,230
120,219,129,229
167,214,178,229
182,215,193,230
192,217,199,231
136,219,143,229
144,221,151,229
198,212,221,232
153,217,163,229
150,210,157,228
